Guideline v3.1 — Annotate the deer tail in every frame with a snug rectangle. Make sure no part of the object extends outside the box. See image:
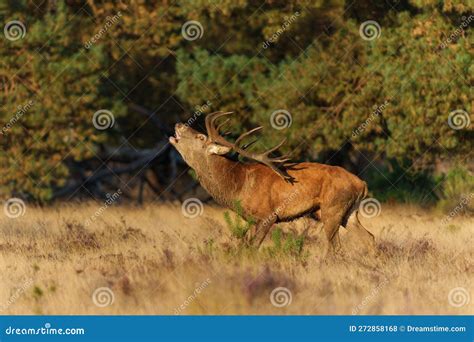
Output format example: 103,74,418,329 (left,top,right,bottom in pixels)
362,181,368,200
